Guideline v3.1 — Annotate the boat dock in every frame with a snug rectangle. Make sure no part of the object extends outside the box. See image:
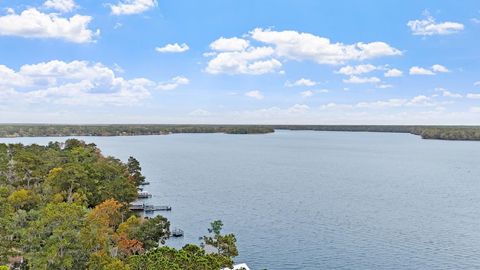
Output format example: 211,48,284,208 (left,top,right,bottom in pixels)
137,191,152,199
129,204,172,212
171,228,184,237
